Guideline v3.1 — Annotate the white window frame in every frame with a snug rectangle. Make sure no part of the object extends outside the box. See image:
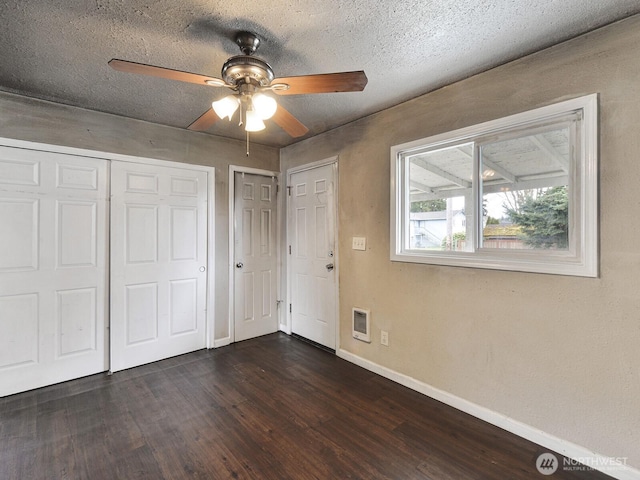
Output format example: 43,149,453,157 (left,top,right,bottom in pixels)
390,94,598,277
